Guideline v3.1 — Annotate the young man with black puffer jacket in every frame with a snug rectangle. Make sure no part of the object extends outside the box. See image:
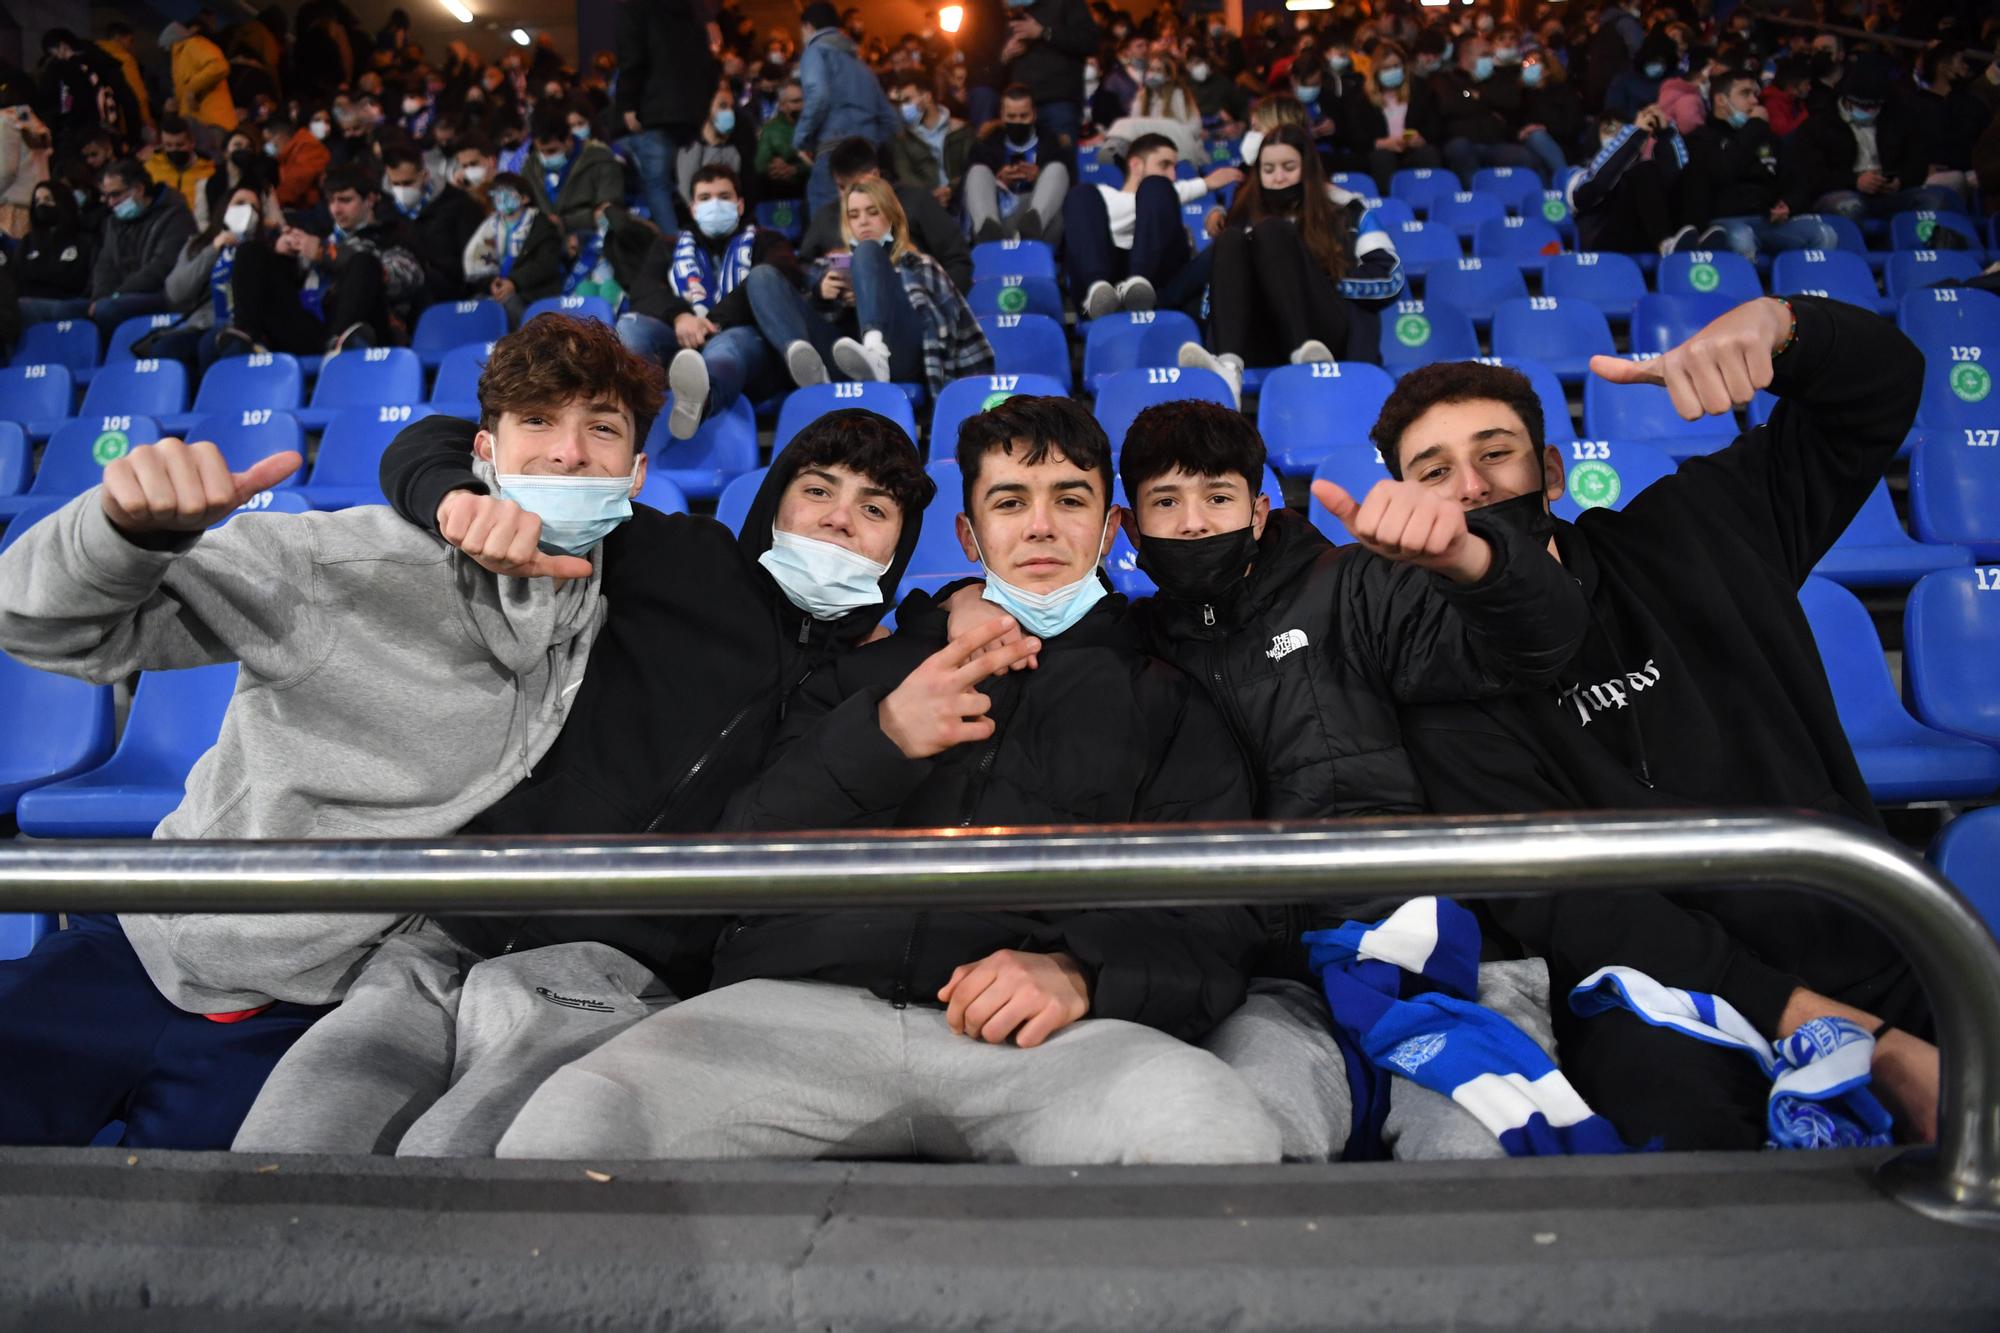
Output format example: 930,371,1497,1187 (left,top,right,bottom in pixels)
232,406,938,1158
1391,296,1941,1151
495,396,1285,1167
